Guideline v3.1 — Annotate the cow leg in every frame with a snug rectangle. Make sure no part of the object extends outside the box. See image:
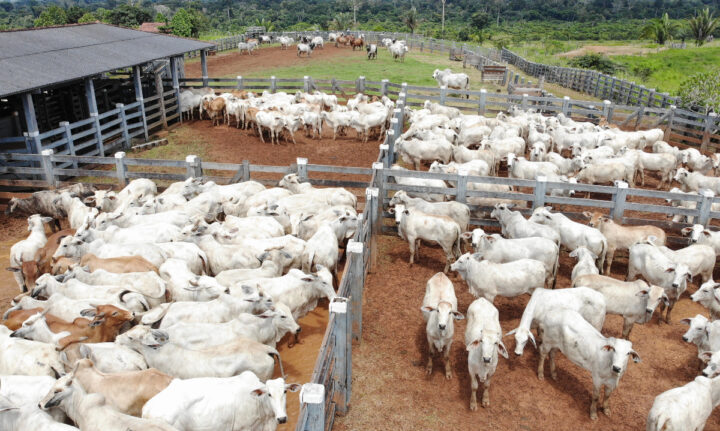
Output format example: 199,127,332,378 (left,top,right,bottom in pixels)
53,218,61,232
665,299,676,323
590,386,600,421
469,372,479,411
257,125,265,143
537,345,547,380
621,318,634,339
604,247,615,275
602,385,614,417
443,344,452,379
12,271,24,292
408,238,416,265
481,377,491,407
549,349,558,381
426,343,434,375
